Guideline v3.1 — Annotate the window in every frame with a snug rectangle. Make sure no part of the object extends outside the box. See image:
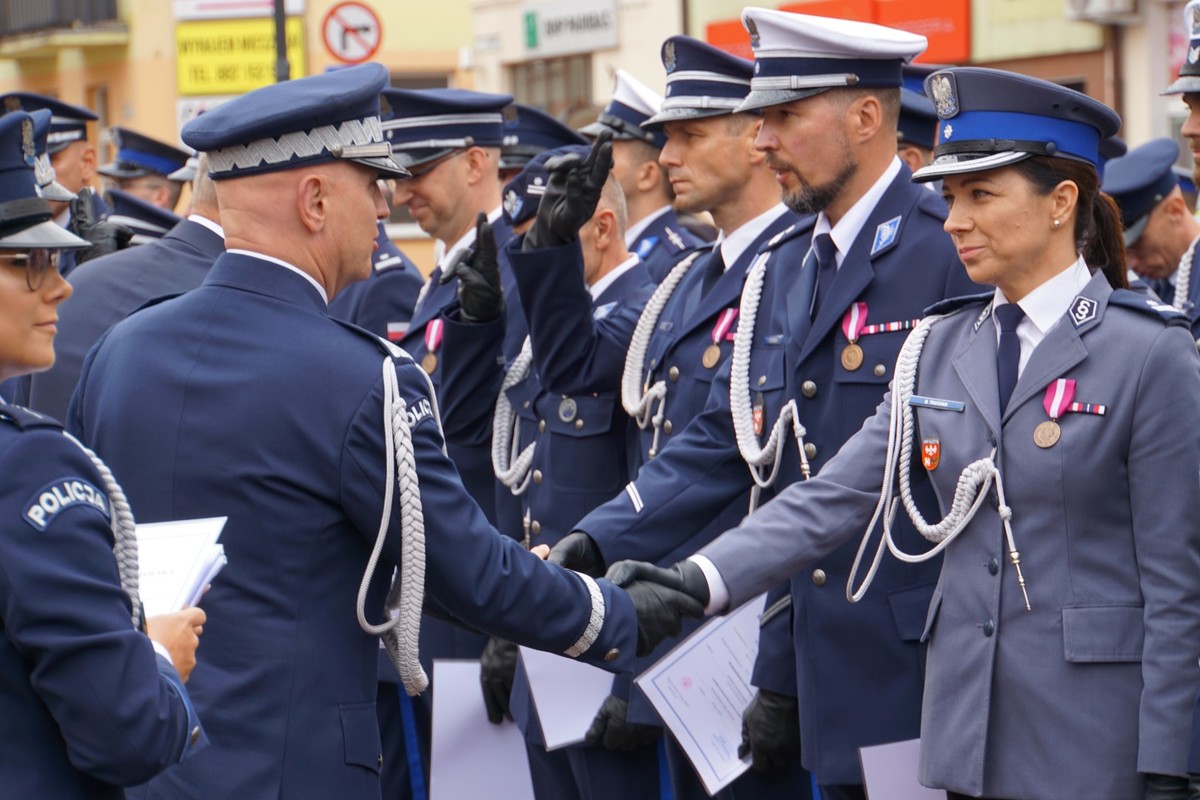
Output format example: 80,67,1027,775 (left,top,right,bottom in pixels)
509,54,592,120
